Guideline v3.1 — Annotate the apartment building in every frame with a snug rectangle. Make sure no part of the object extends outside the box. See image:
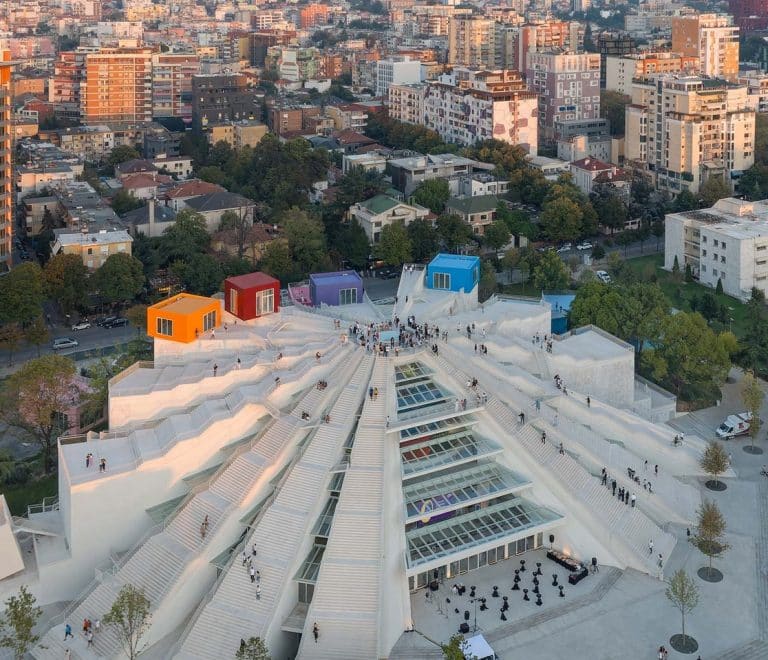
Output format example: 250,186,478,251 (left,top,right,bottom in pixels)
391,69,538,151
671,14,739,81
664,197,768,300
448,17,497,69
51,49,90,122
526,52,601,142
388,83,425,126
205,120,268,148
728,0,768,30
387,153,495,196
191,74,259,129
348,194,430,243
151,53,200,122
53,125,115,162
51,228,133,270
0,51,12,269
625,75,755,194
81,48,153,125
605,52,699,96
298,3,329,28
375,57,422,97
741,73,768,114
596,32,635,88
